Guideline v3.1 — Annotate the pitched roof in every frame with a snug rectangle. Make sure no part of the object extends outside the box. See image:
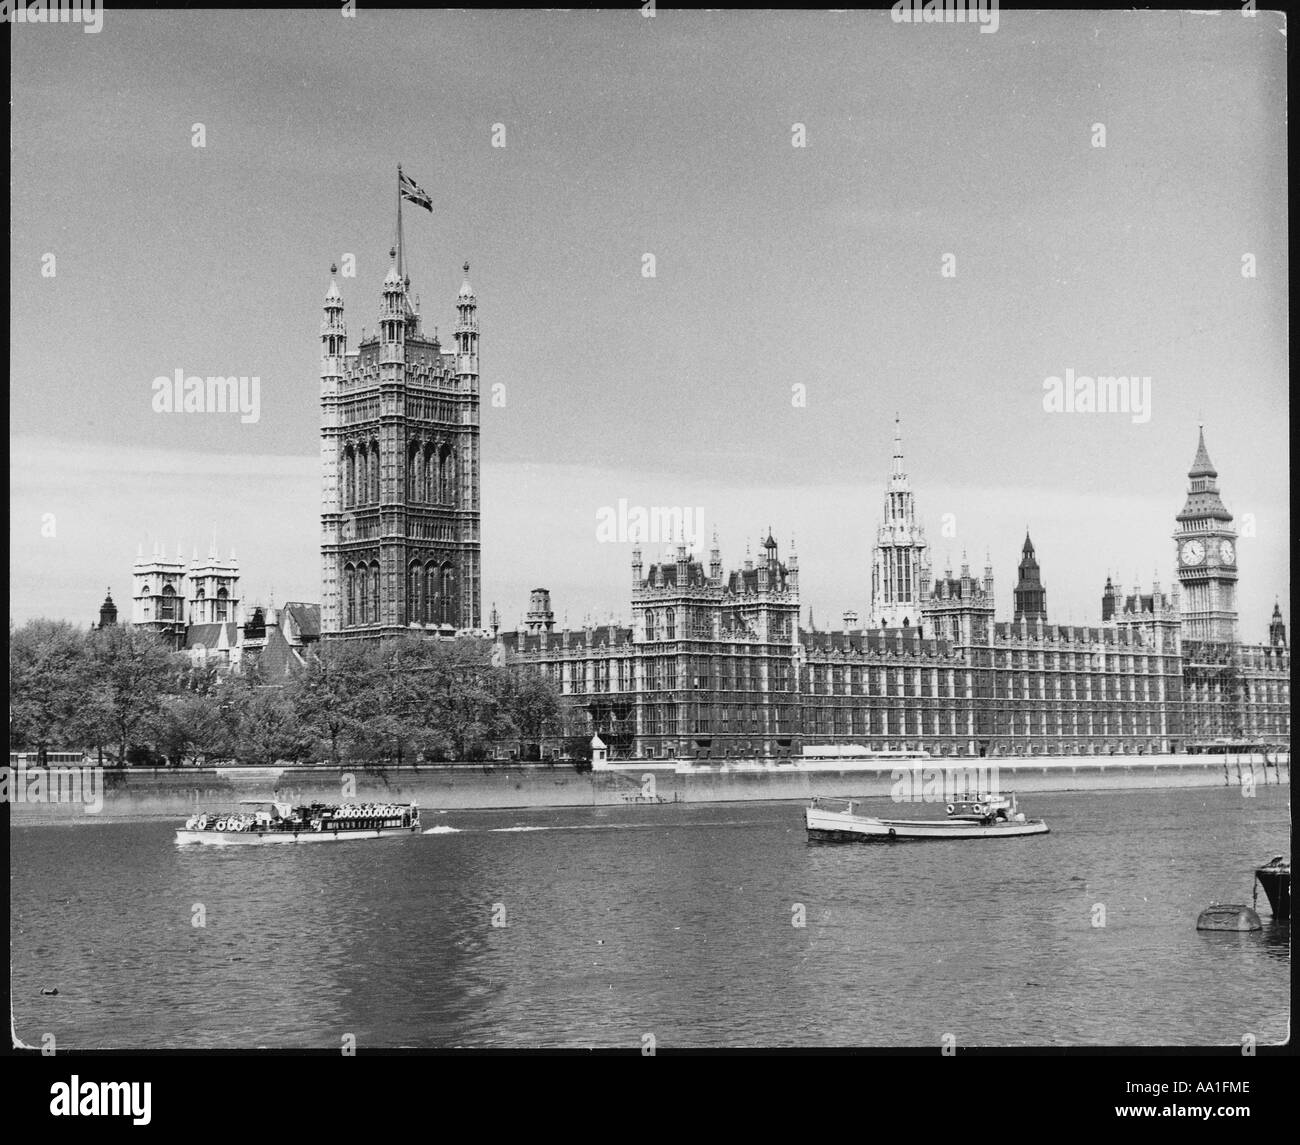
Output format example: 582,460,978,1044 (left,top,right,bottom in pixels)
282,602,321,640
184,622,238,649
1188,426,1217,479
